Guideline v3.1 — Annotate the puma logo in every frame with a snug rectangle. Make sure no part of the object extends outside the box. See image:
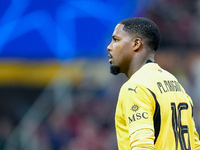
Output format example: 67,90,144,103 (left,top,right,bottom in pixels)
128,86,138,93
